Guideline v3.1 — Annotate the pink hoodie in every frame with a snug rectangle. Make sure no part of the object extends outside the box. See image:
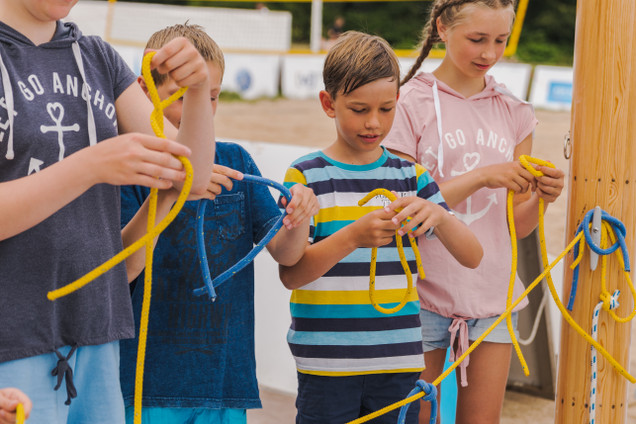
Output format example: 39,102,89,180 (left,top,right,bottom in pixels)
383,72,537,320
